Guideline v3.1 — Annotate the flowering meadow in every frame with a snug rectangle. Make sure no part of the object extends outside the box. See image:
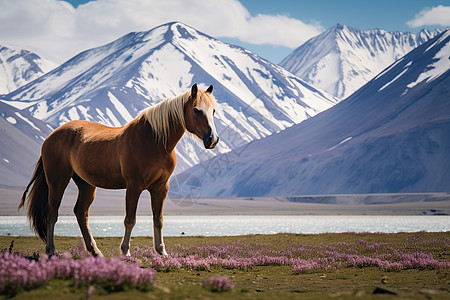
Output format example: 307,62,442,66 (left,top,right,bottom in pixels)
0,251,156,296
0,232,448,298
130,236,449,273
